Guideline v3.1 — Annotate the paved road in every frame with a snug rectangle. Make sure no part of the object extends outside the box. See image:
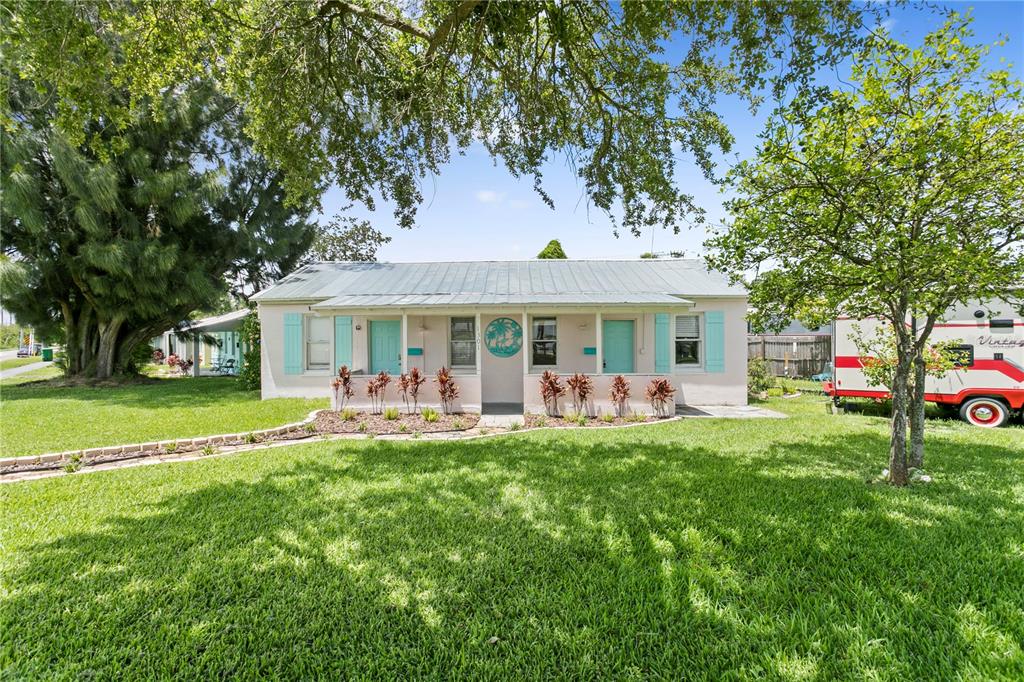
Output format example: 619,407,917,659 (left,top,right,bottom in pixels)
0,361,50,380
0,349,19,362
